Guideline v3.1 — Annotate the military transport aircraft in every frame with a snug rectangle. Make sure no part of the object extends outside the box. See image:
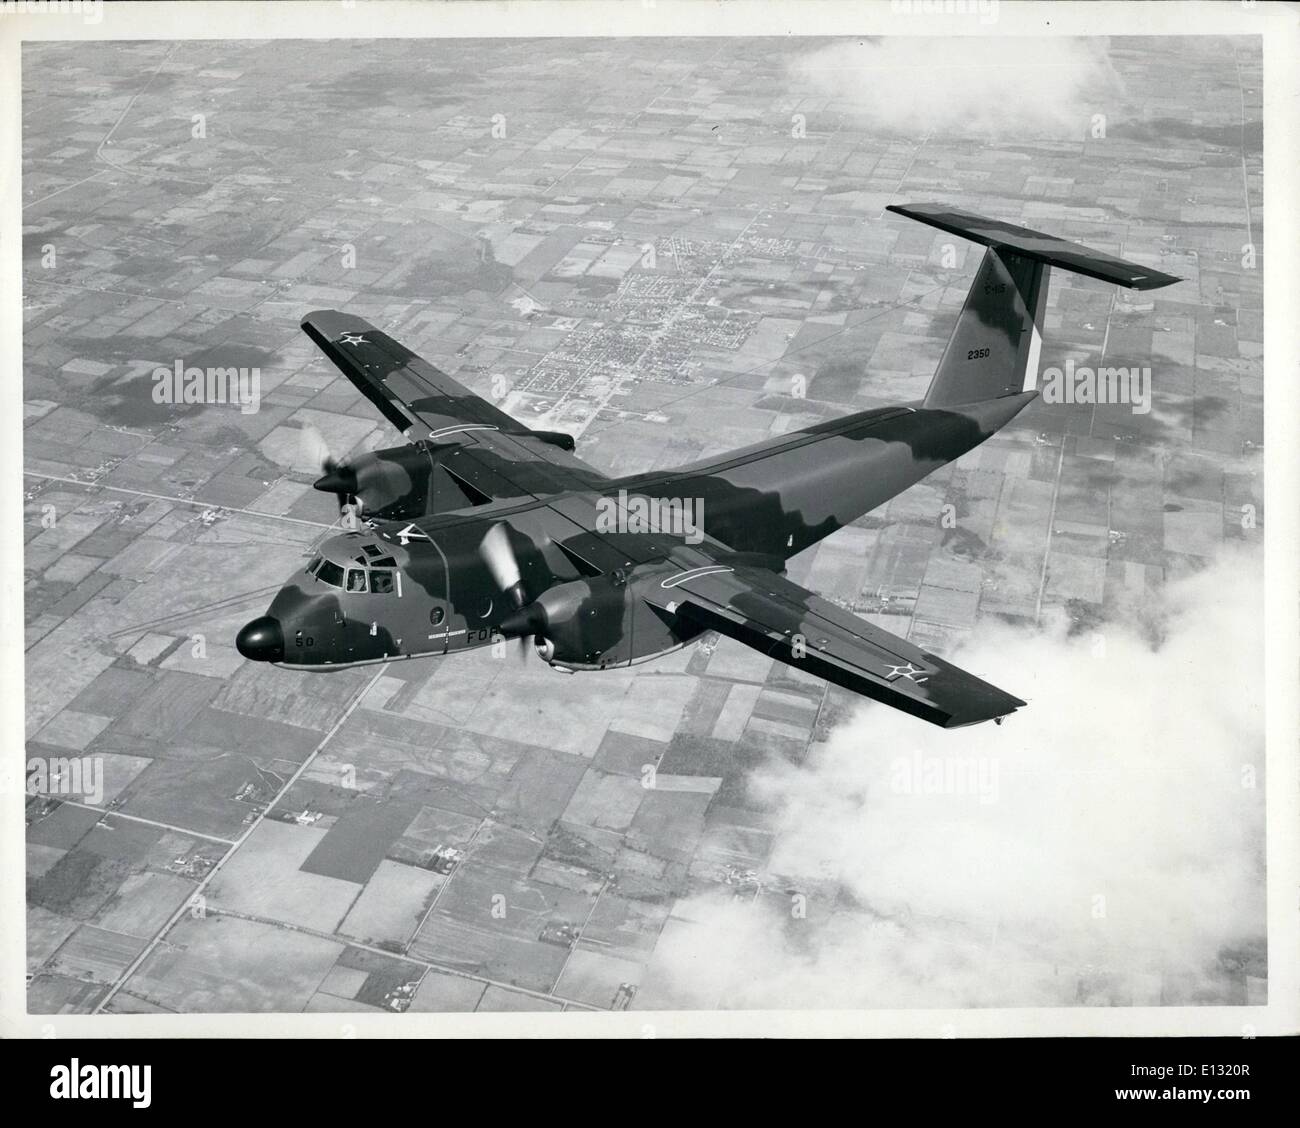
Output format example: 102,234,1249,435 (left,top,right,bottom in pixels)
236,204,1179,727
